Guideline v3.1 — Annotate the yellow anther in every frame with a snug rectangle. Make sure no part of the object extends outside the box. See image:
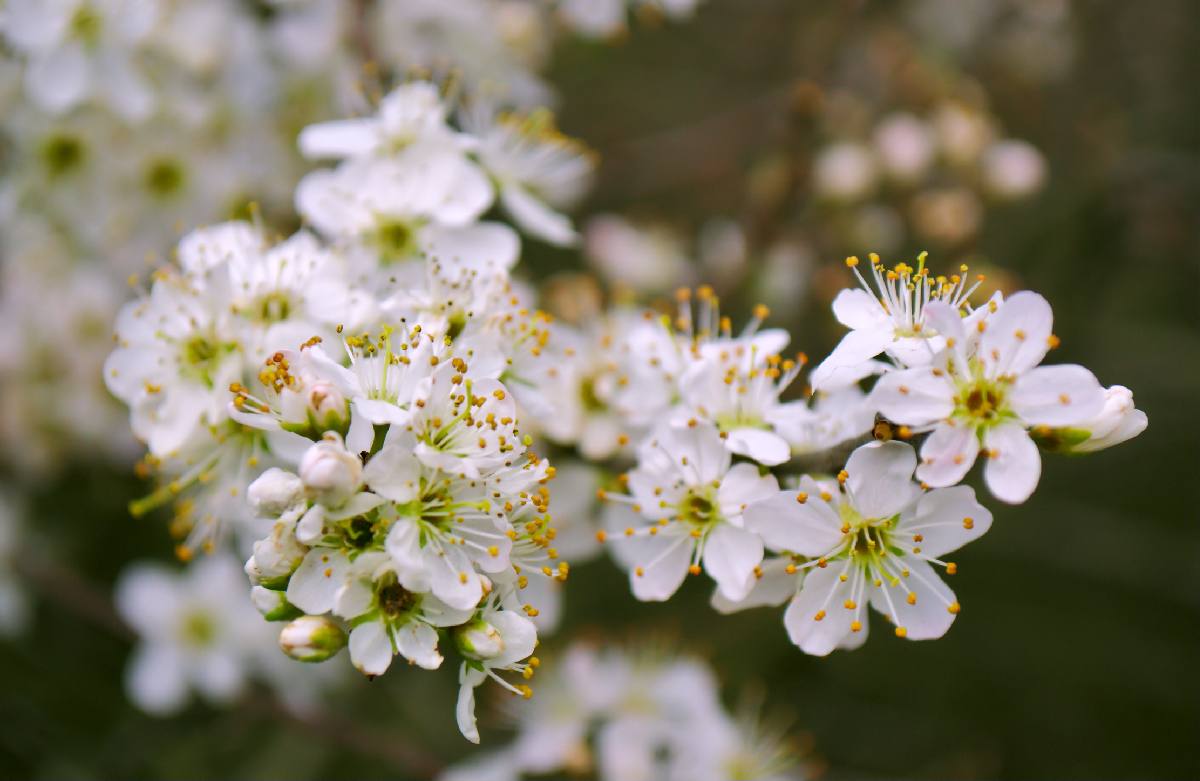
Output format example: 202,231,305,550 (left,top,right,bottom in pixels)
895,627,907,638
837,470,848,484
688,565,701,576
488,546,499,556
948,602,961,614
796,493,807,504
635,567,644,577
963,518,974,530
821,492,832,502
785,564,797,575
846,256,859,267
459,572,468,584
851,621,862,632
817,557,828,568
814,610,826,621
840,522,851,534
946,563,957,574
596,531,607,543
906,593,917,605
844,600,856,610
